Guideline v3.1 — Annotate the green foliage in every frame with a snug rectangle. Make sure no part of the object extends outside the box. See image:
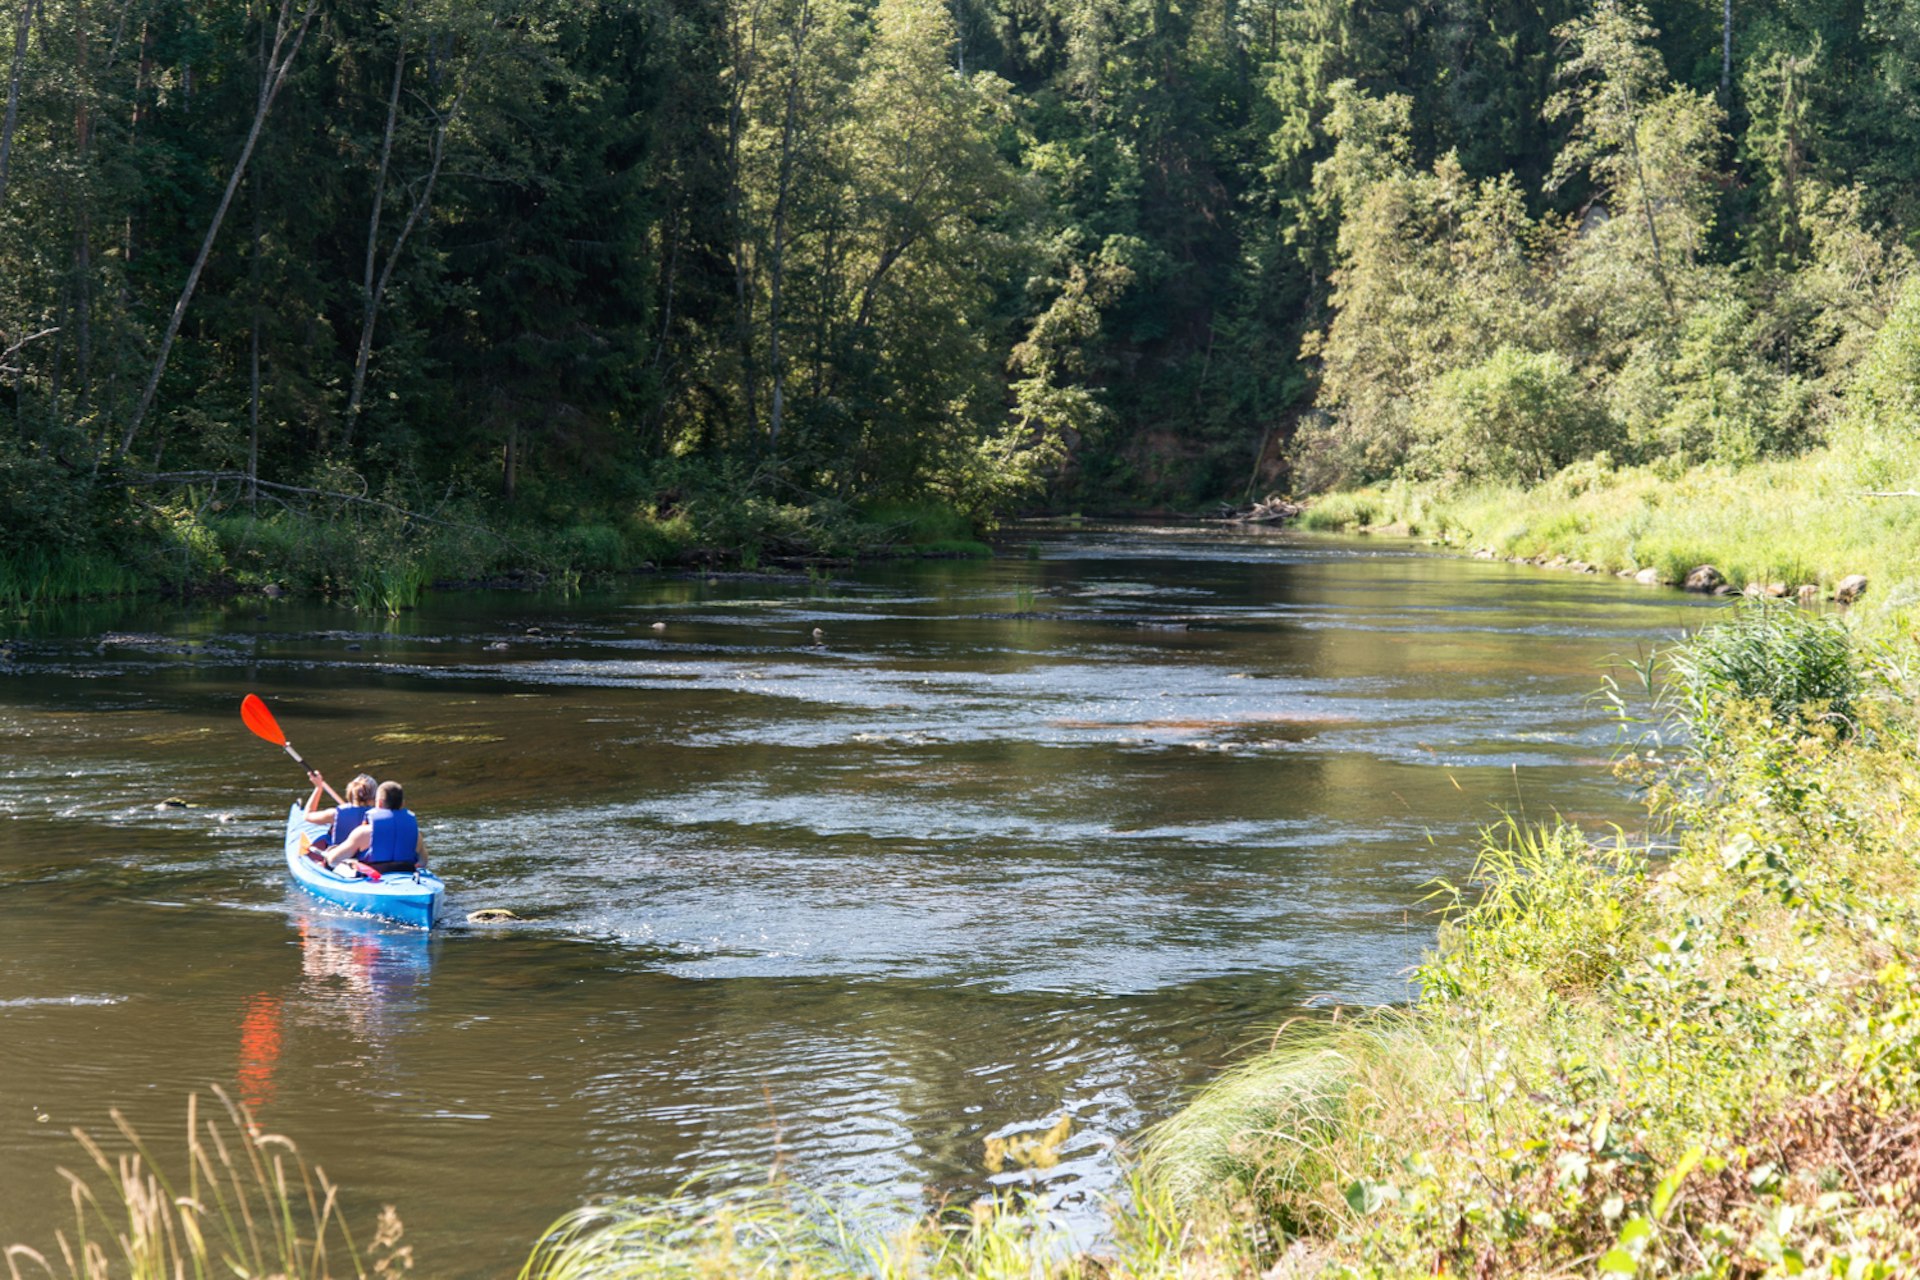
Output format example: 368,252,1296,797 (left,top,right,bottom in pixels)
1423,820,1648,1001
1849,276,1920,437
1297,490,1383,530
